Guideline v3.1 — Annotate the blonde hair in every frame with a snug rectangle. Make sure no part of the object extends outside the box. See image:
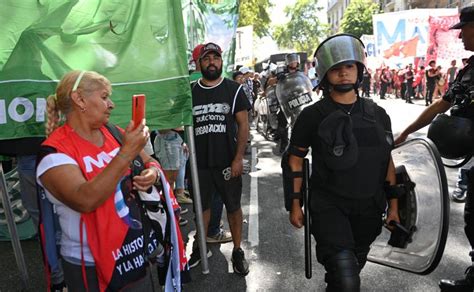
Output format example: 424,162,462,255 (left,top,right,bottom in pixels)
45,70,111,136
